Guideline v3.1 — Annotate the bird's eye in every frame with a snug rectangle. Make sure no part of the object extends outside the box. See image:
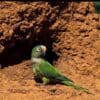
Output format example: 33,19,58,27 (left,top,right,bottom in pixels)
36,47,41,52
